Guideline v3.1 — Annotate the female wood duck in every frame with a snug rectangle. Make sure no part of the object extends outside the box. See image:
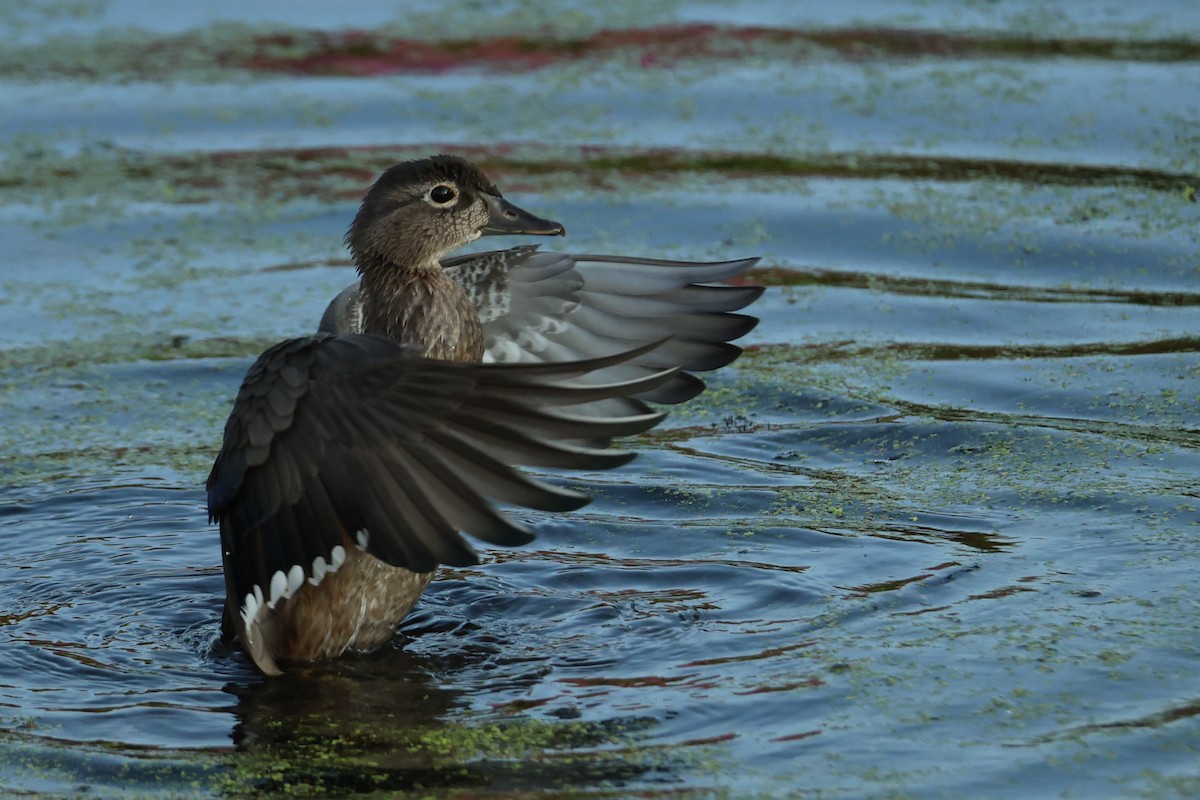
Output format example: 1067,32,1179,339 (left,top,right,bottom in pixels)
207,155,762,675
